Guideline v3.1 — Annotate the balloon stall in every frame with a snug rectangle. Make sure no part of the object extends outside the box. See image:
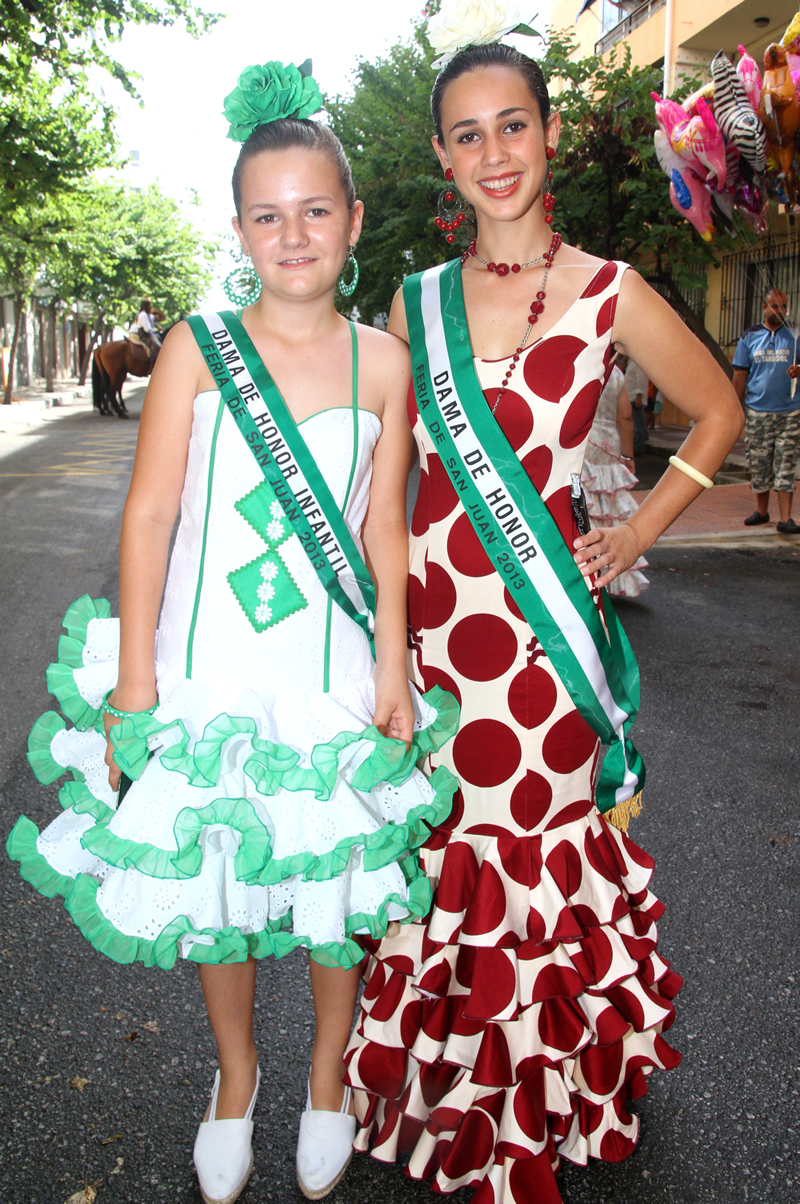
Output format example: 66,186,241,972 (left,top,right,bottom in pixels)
653,11,800,240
